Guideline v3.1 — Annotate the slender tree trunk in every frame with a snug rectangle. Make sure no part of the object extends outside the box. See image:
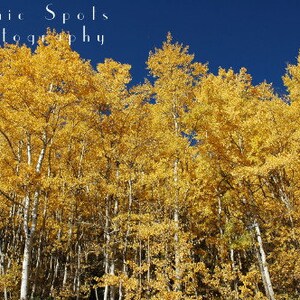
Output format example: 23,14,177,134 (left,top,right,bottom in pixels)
173,157,181,292
76,245,81,300
104,196,110,300
63,221,73,288
171,104,182,292
20,133,46,300
217,195,224,235
63,254,69,288
147,237,151,283
138,237,142,293
51,225,61,293
103,195,118,300
109,260,116,300
254,220,275,300
21,134,32,300
0,240,8,300
95,287,99,300
20,235,32,300
109,166,120,300
122,179,133,273
30,237,41,298
230,248,239,298
21,190,41,300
